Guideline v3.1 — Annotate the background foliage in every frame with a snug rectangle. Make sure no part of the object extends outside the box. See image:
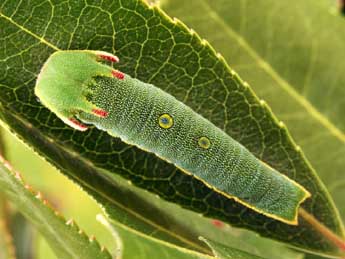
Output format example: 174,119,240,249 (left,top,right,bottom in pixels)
1,0,345,258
